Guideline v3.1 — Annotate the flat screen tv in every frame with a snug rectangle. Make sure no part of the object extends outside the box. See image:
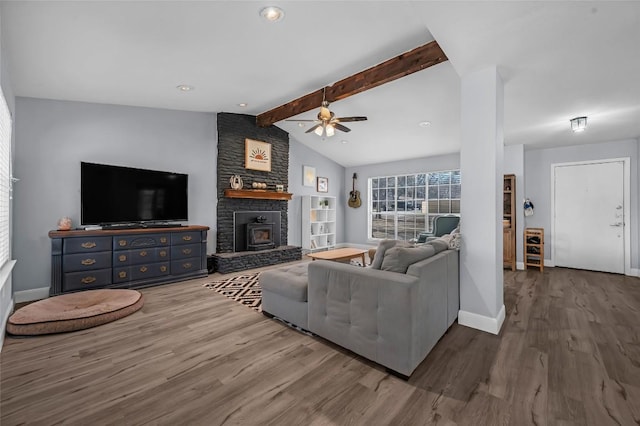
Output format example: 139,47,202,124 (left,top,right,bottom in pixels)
81,162,188,226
